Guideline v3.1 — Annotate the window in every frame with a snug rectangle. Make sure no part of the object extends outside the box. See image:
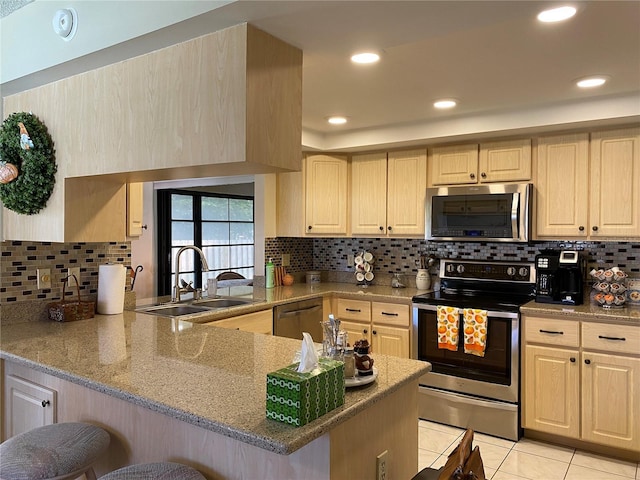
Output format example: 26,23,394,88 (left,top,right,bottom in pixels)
157,189,254,296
